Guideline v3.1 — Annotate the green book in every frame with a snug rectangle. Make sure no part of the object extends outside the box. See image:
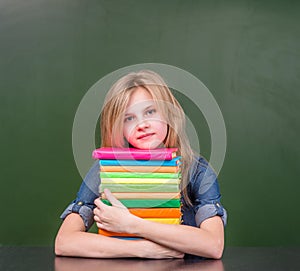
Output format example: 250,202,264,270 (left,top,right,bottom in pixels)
101,198,180,208
100,172,181,179
100,183,180,193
